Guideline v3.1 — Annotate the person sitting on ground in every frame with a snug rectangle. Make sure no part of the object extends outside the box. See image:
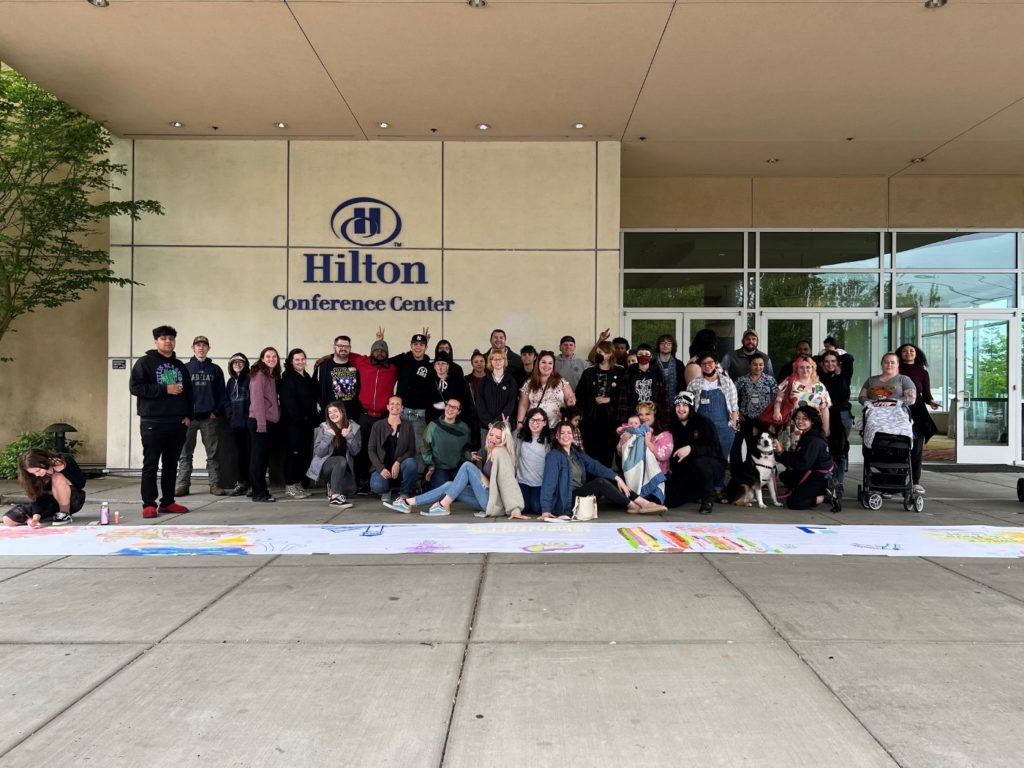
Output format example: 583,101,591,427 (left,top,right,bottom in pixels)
773,405,839,511
5,449,87,528
306,401,361,509
515,407,551,515
385,422,526,519
617,410,667,507
367,395,419,502
539,421,666,520
664,391,725,515
421,397,473,488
